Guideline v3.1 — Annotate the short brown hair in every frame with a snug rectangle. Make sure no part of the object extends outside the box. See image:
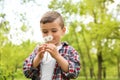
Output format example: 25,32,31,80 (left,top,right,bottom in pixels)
40,11,64,28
